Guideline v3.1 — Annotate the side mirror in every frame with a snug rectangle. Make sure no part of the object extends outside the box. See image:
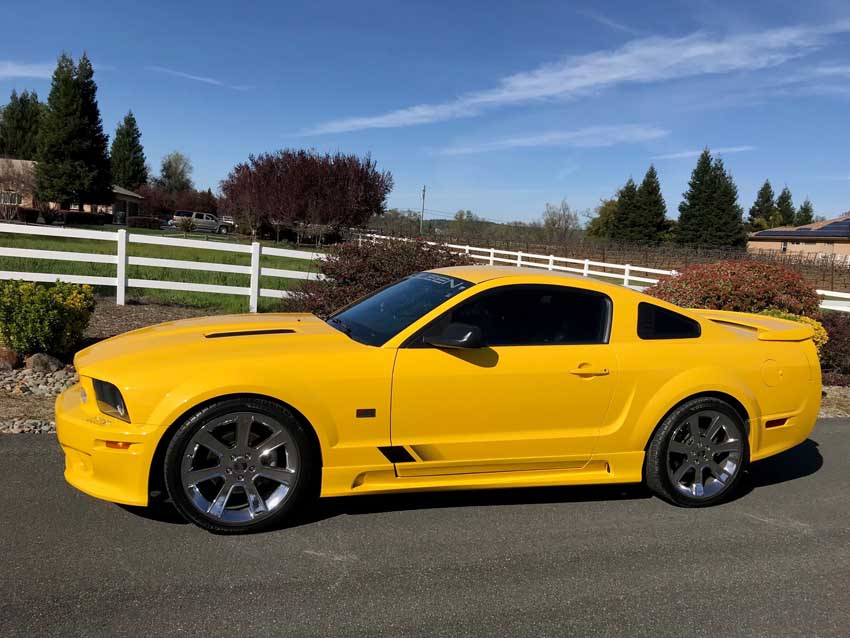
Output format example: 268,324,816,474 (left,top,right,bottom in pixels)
424,323,483,349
